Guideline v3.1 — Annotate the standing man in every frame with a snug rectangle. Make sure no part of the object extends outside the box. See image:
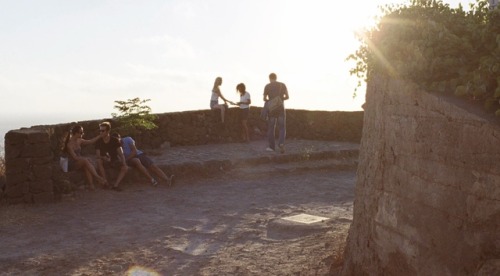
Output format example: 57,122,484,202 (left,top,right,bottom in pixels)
95,122,129,191
263,73,289,153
